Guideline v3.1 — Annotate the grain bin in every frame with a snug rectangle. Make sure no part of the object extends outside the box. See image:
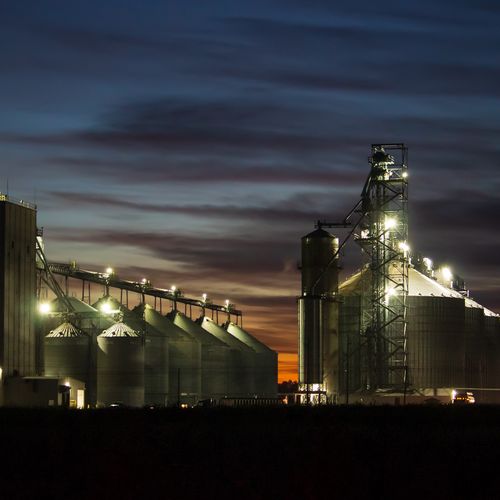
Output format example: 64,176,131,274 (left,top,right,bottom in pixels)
97,321,144,407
